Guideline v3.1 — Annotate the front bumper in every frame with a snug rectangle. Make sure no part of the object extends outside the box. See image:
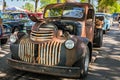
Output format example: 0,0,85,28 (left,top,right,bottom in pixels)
7,58,81,78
